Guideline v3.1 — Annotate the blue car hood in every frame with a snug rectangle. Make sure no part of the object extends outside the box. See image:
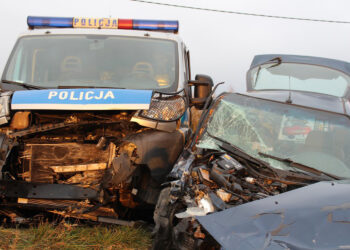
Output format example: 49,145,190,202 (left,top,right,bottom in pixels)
197,180,350,250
